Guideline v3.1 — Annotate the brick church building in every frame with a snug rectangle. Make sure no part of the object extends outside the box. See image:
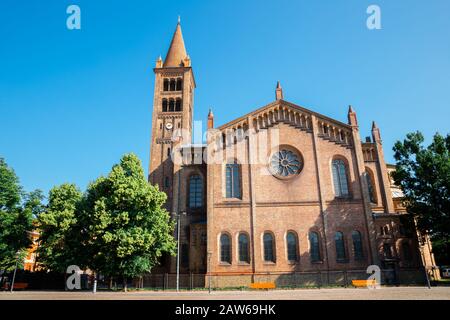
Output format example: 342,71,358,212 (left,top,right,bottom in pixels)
147,21,438,287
